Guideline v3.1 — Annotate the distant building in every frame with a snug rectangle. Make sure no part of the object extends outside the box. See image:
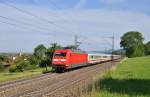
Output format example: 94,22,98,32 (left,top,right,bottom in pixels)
19,52,22,57
12,56,17,61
